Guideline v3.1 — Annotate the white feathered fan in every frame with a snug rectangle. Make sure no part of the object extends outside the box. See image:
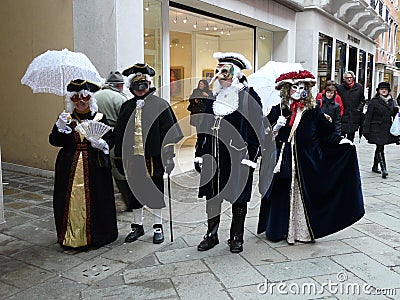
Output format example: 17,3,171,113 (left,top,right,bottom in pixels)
75,120,112,140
